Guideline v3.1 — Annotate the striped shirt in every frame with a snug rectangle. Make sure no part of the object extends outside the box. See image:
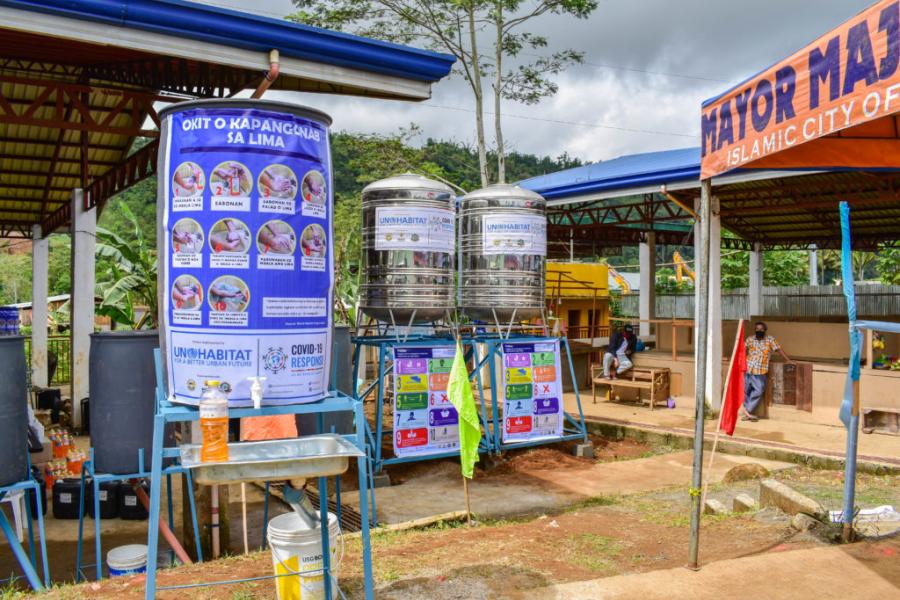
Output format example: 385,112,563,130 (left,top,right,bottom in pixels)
745,335,781,375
